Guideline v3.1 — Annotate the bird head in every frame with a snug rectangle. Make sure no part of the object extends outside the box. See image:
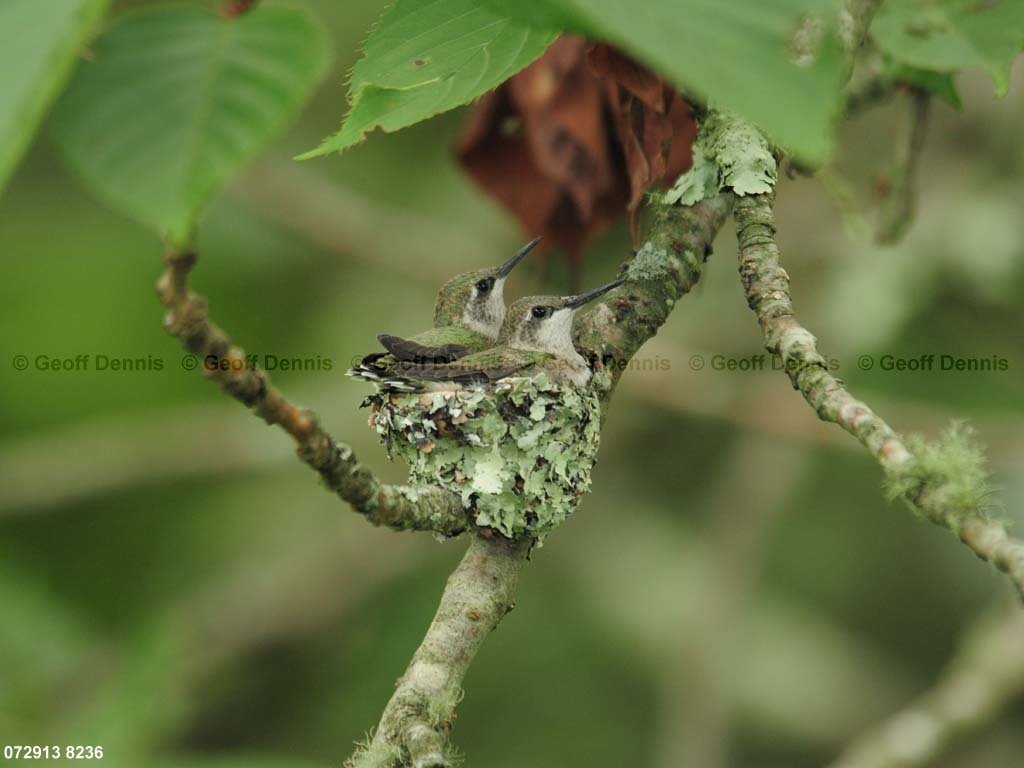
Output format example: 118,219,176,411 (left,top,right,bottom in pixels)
499,279,624,356
433,237,541,339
